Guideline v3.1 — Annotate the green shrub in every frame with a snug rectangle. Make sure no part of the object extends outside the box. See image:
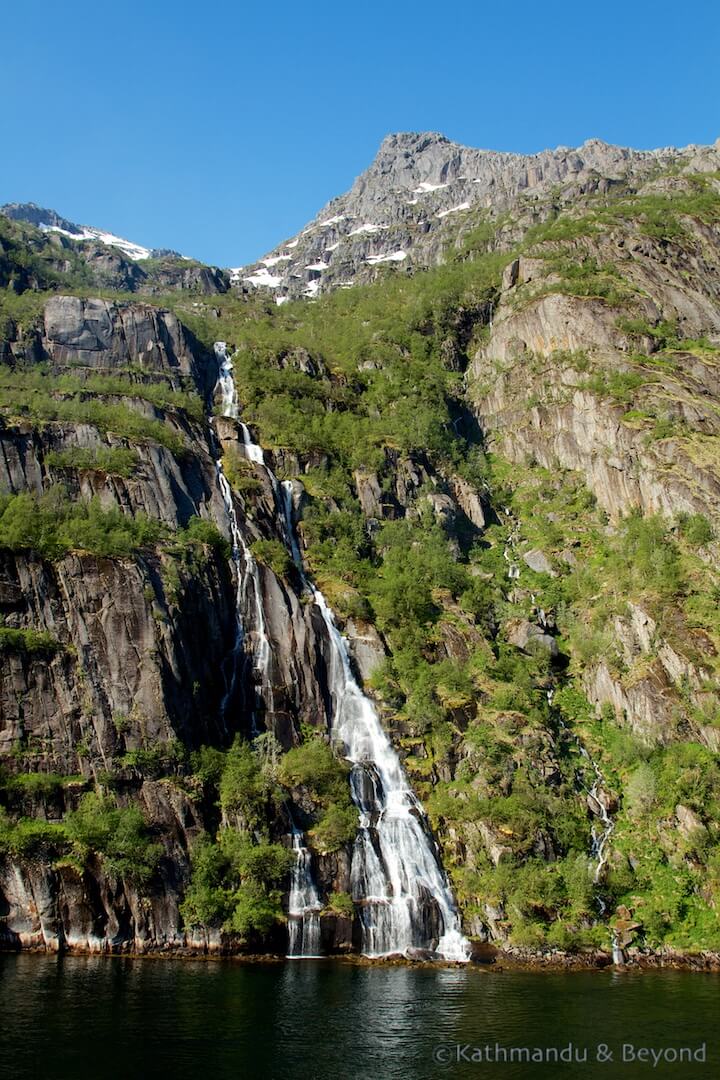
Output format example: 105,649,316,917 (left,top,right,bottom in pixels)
0,624,59,656
120,740,187,778
6,772,66,800
325,891,354,917
0,385,187,455
584,370,647,404
219,738,278,826
0,367,204,422
0,488,164,559
251,539,292,578
175,515,231,559
278,739,349,801
64,792,161,886
0,808,67,857
222,448,263,494
677,512,714,547
278,739,356,852
180,830,293,938
312,804,358,853
45,446,139,478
